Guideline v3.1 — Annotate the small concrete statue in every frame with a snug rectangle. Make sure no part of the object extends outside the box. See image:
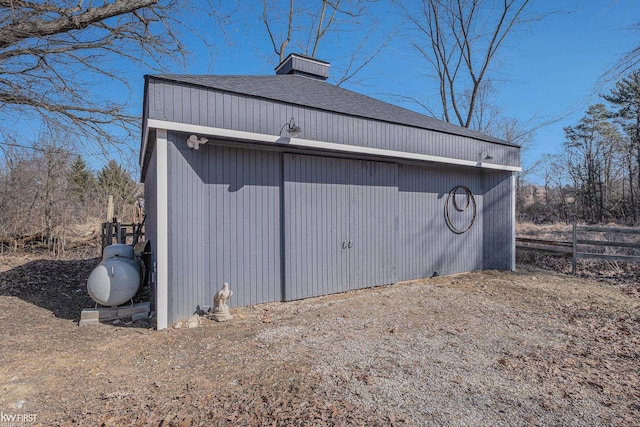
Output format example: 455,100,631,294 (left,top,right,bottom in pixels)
212,282,233,322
